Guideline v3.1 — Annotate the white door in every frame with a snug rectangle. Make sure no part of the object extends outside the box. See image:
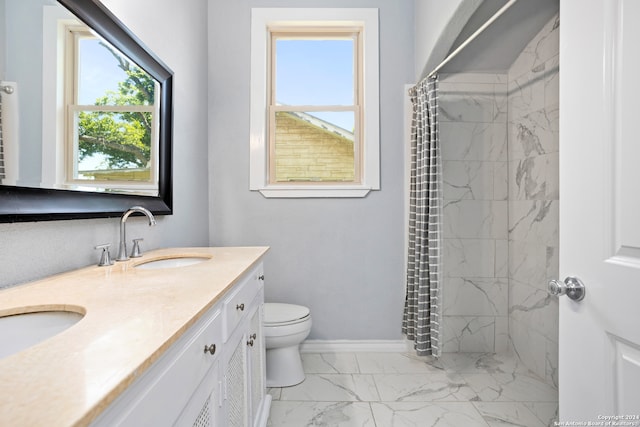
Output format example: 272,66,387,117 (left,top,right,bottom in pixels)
559,0,640,421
